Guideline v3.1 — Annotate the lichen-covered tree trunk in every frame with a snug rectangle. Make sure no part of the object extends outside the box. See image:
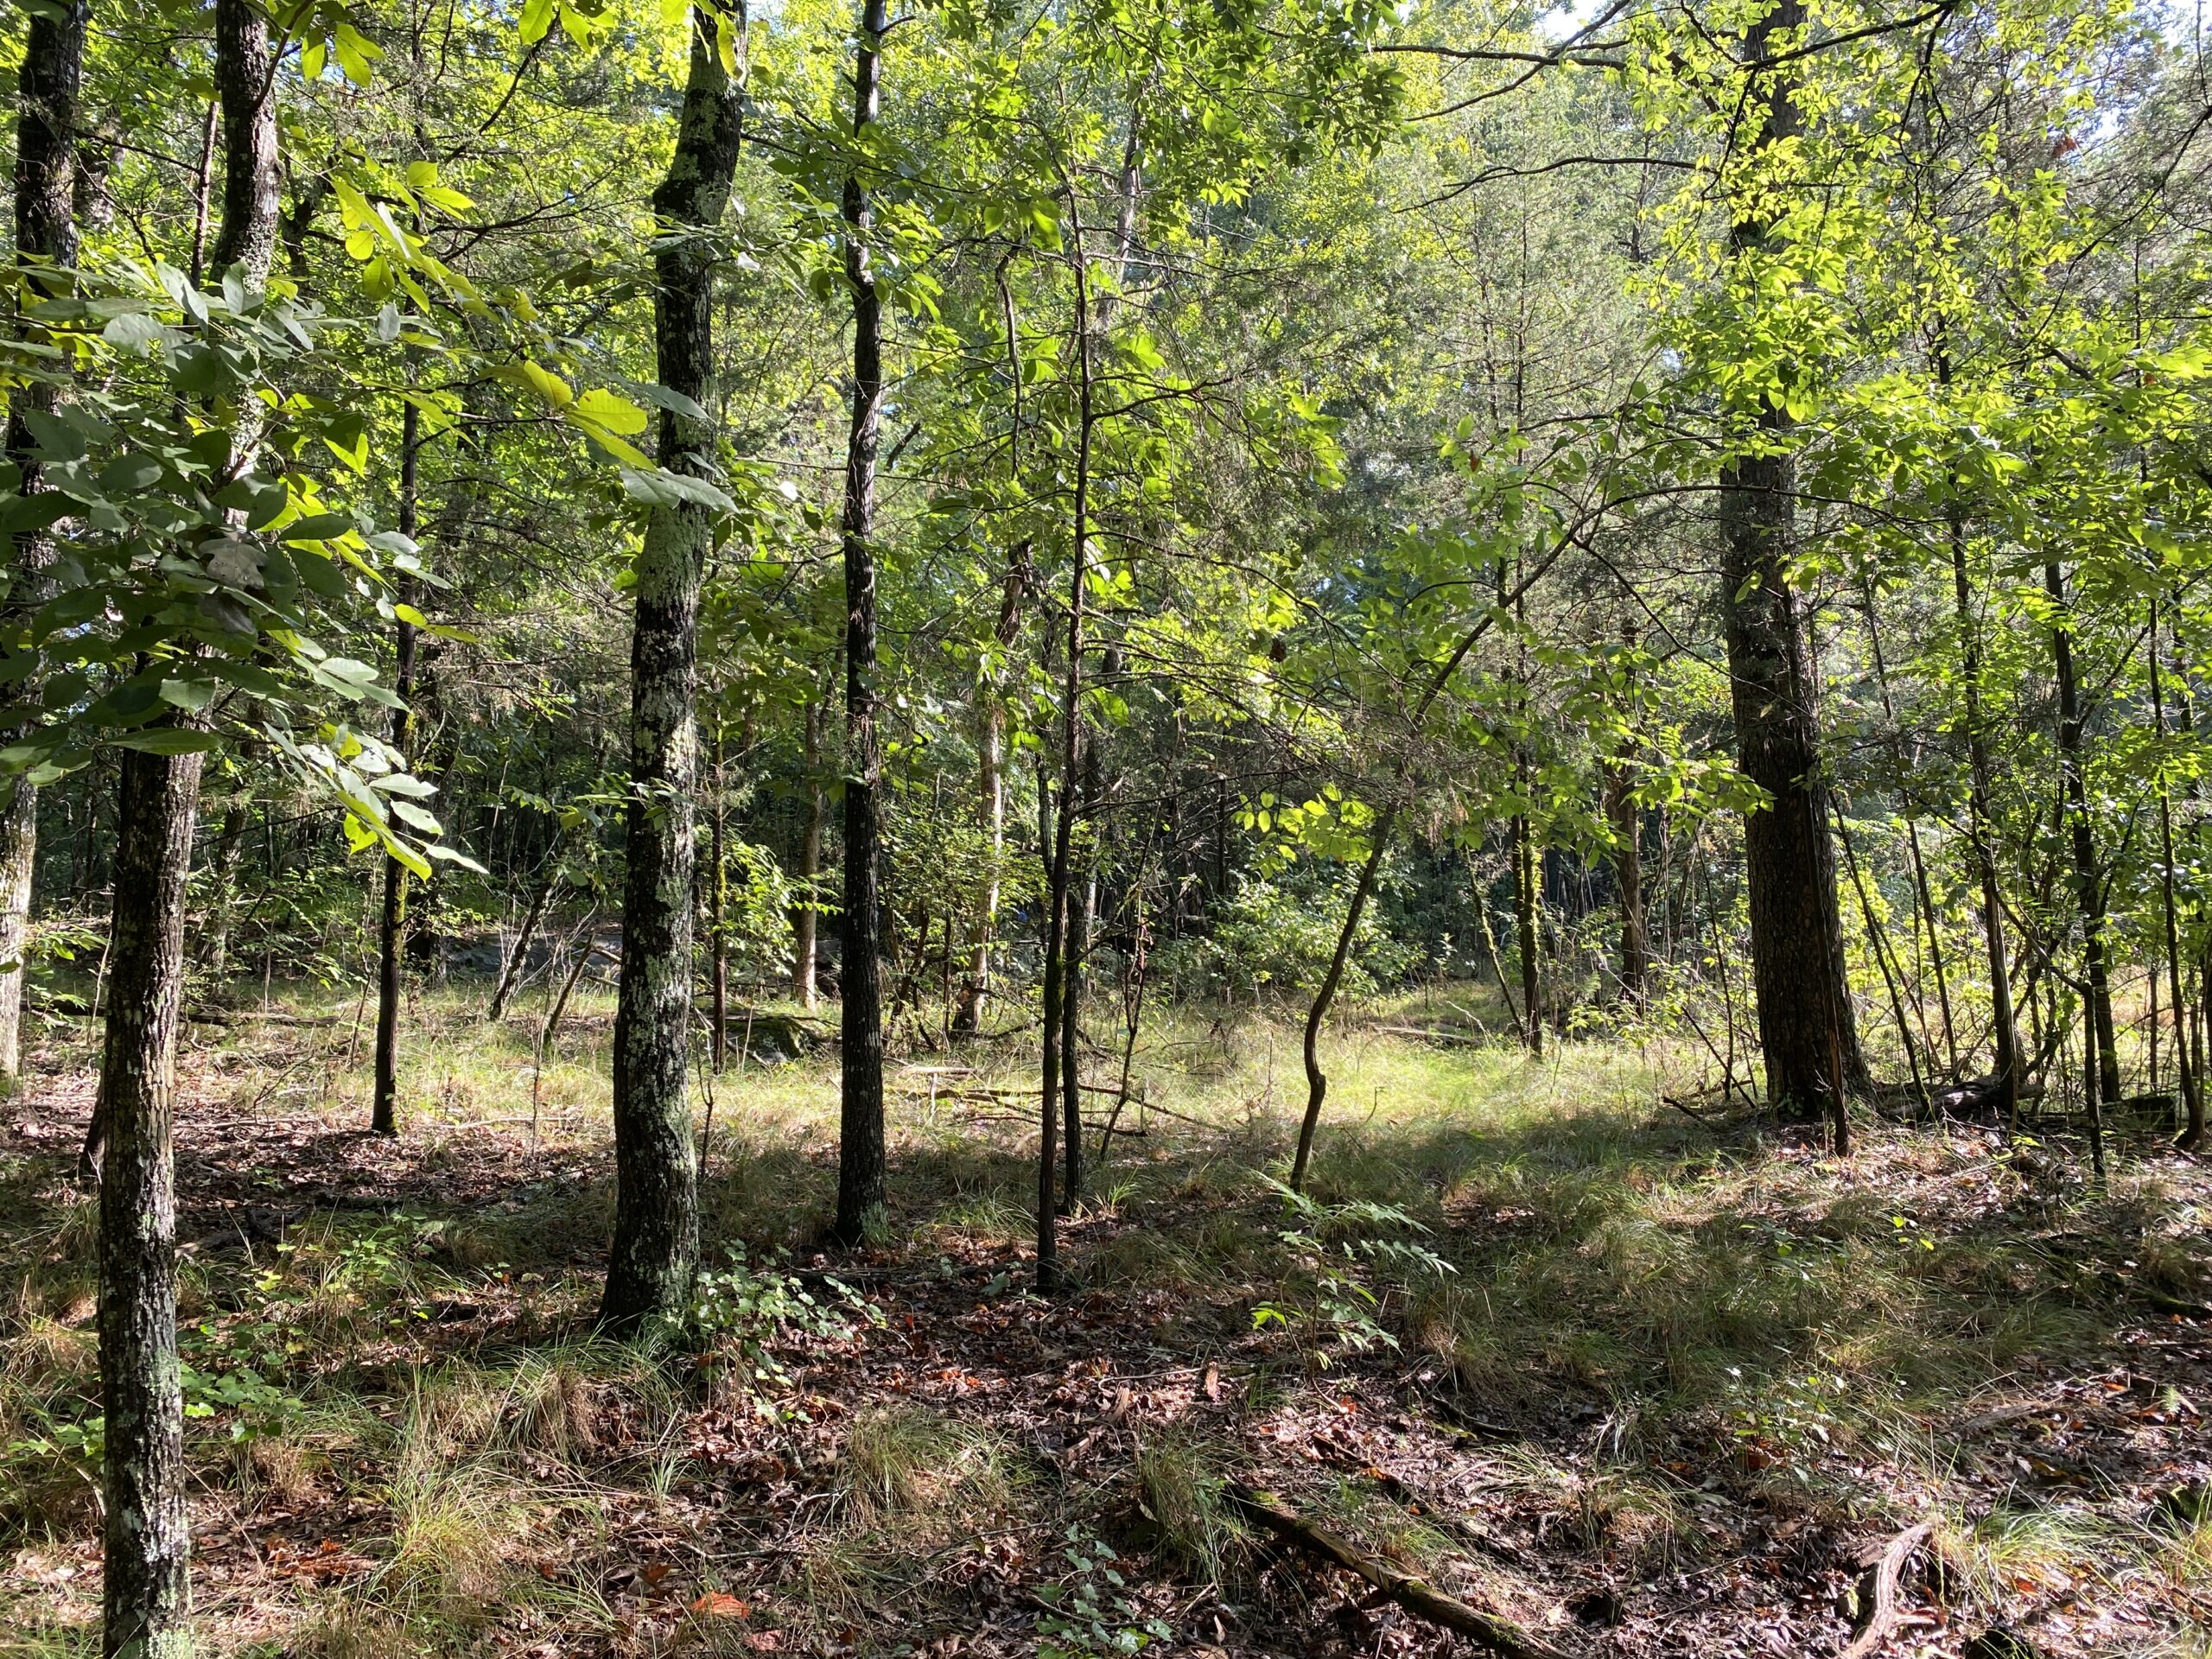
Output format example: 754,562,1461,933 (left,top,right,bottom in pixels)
832,0,889,1247
602,3,745,1332
98,743,199,1659
0,0,86,1092
99,3,277,1647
